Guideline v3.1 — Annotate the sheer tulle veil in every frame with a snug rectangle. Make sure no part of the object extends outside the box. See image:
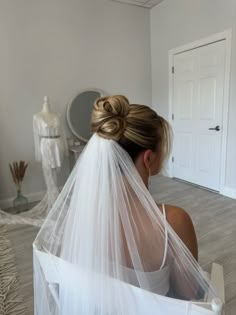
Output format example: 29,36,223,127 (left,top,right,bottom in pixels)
33,112,221,314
